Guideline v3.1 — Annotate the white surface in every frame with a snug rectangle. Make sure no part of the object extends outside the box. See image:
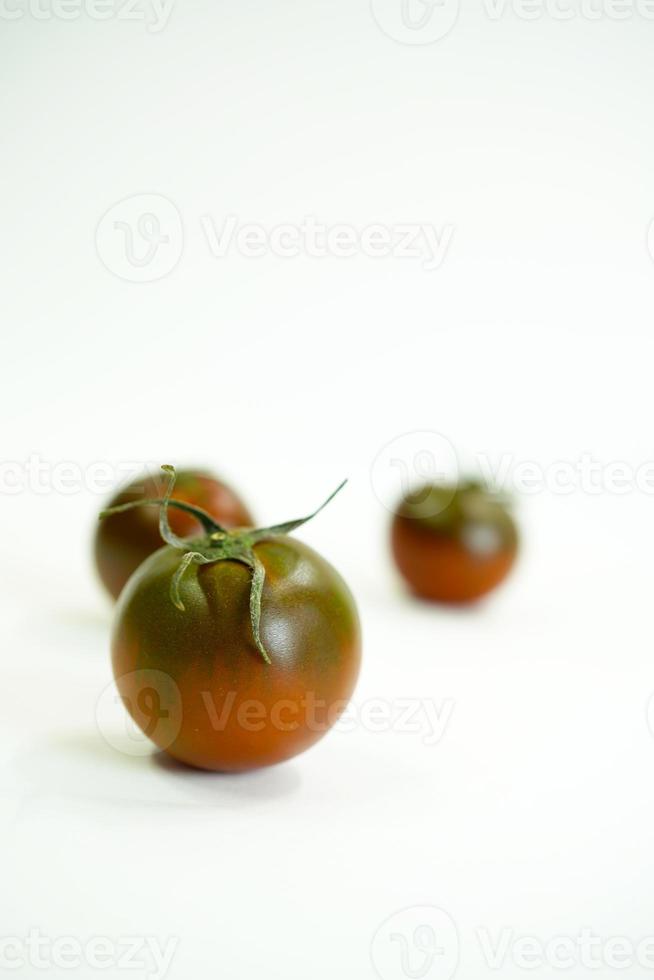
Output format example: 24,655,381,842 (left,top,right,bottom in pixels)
2,4,654,979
